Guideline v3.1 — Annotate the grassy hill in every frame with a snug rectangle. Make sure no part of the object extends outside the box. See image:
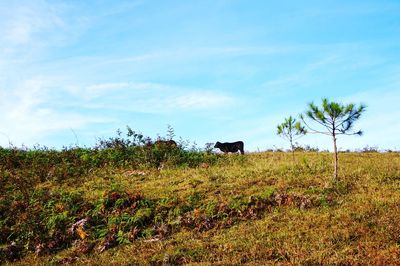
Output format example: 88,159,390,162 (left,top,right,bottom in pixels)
1,144,400,265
